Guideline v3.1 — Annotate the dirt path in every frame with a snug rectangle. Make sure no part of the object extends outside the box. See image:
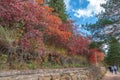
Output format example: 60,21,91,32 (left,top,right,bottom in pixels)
103,71,120,80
